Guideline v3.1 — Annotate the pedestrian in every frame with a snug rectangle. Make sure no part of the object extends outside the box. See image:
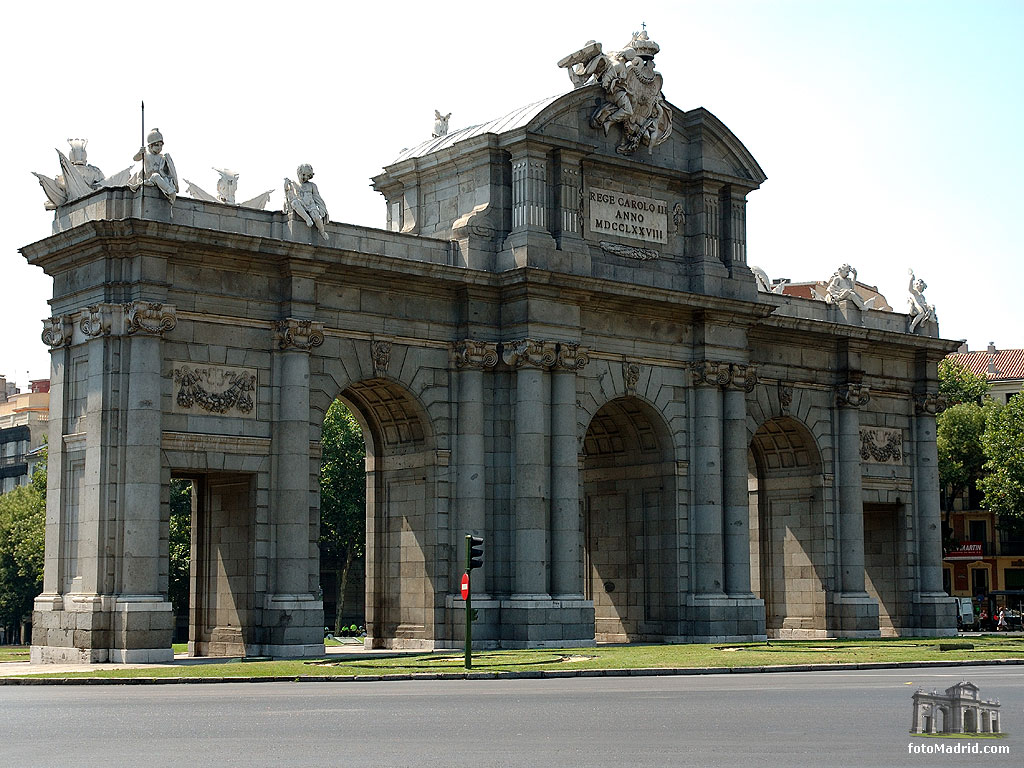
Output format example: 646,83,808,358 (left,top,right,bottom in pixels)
997,607,1008,631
